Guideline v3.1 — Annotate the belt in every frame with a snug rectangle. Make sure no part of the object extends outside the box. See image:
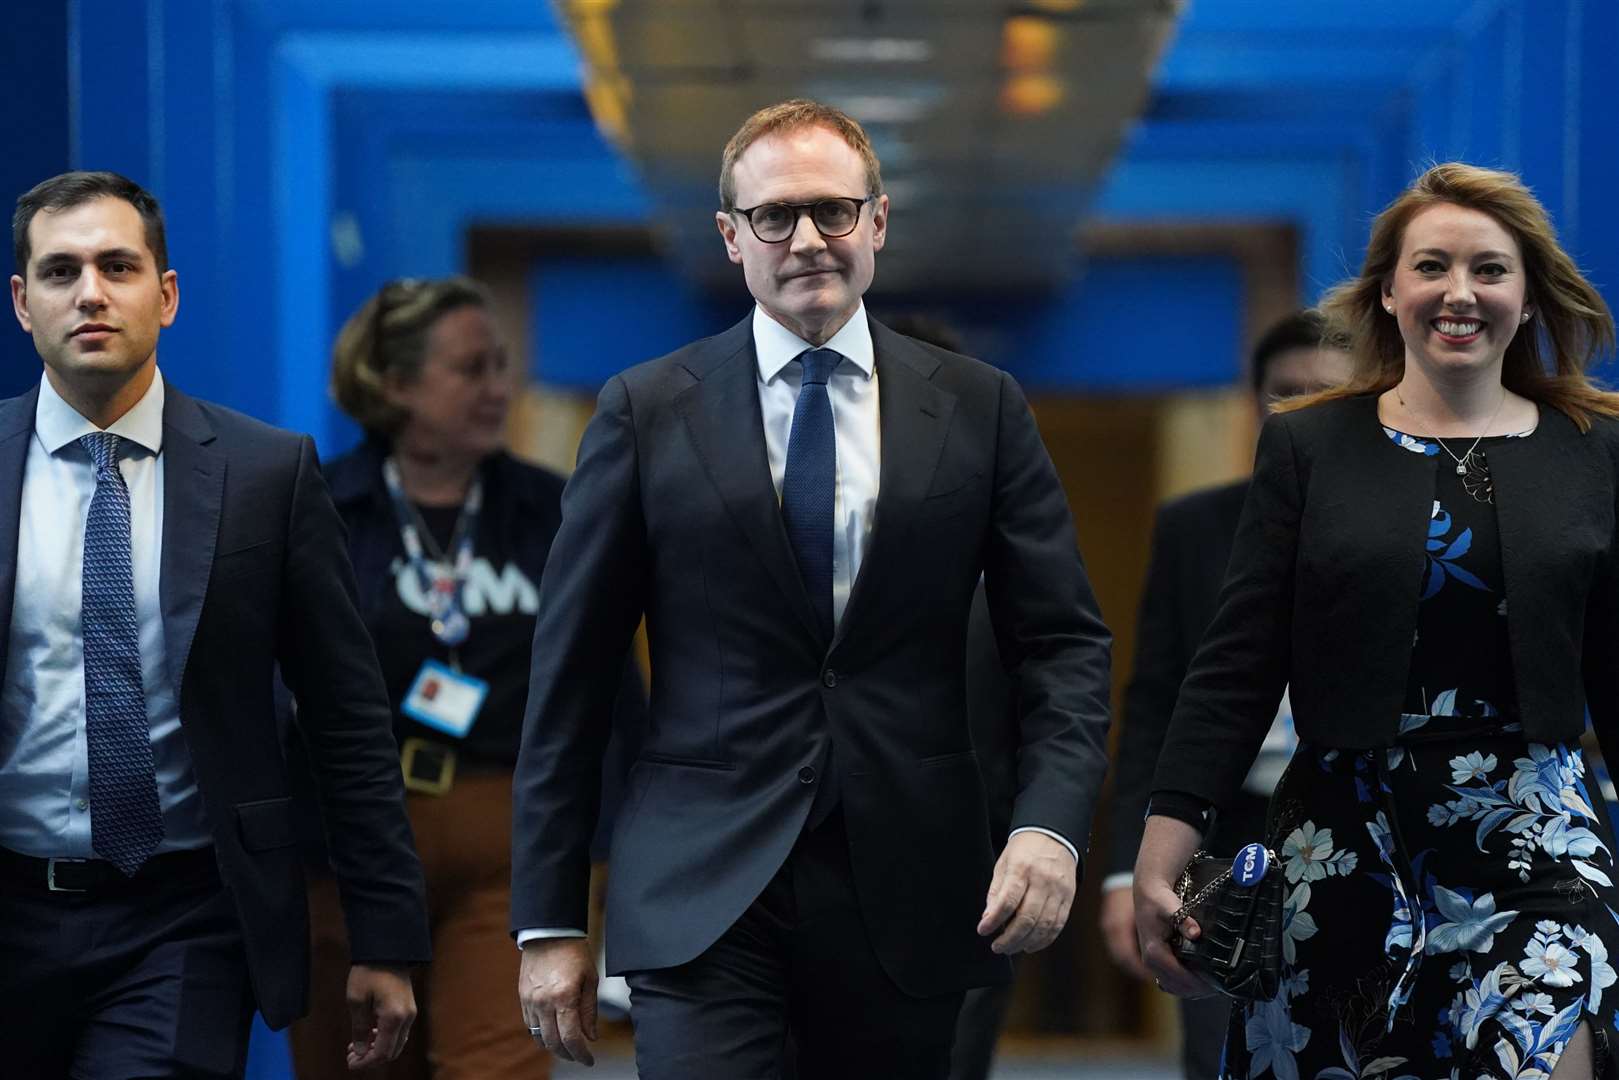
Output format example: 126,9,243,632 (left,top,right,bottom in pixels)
401,736,457,796
0,845,218,894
